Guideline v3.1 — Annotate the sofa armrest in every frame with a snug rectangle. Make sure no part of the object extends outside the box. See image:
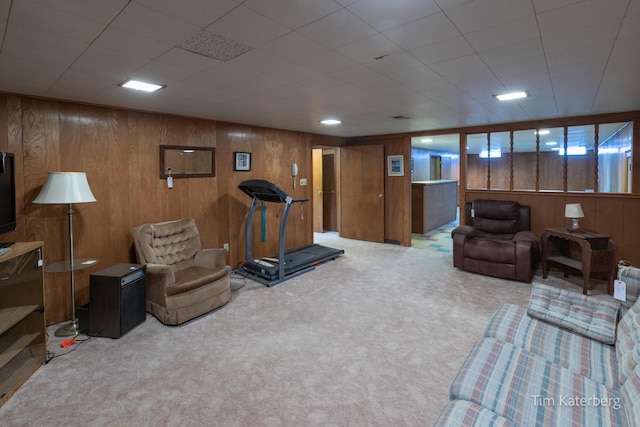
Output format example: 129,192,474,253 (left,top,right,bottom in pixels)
194,248,228,270
145,263,175,302
527,282,620,344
